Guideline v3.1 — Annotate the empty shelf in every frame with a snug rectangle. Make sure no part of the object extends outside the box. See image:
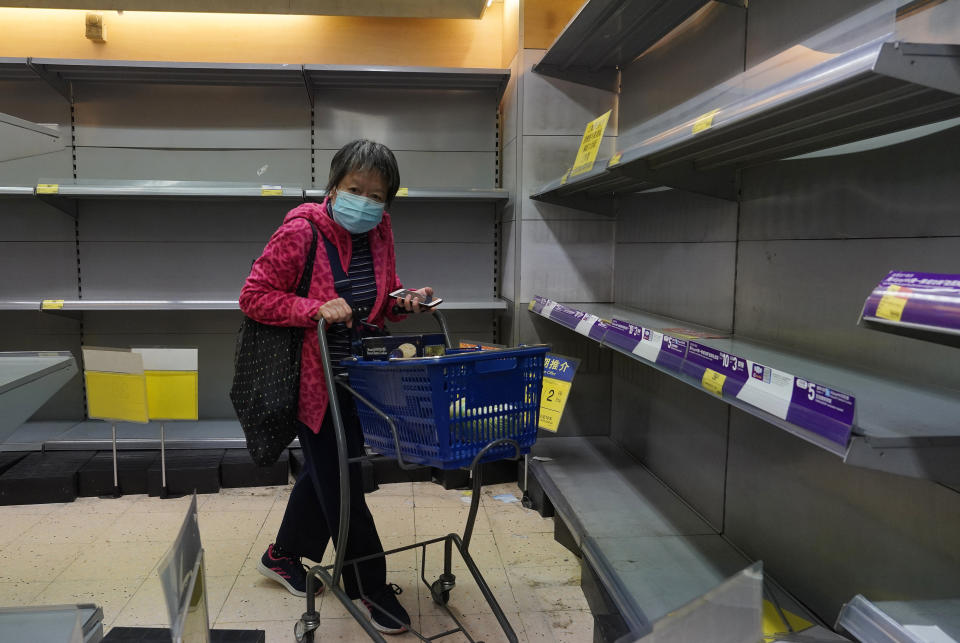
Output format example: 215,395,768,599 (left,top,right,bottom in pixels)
34,179,305,200
33,298,507,312
304,187,509,203
0,187,35,197
837,595,960,642
530,298,960,486
304,64,510,100
30,58,305,86
45,419,250,450
0,352,78,445
533,0,718,91
533,1,960,204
